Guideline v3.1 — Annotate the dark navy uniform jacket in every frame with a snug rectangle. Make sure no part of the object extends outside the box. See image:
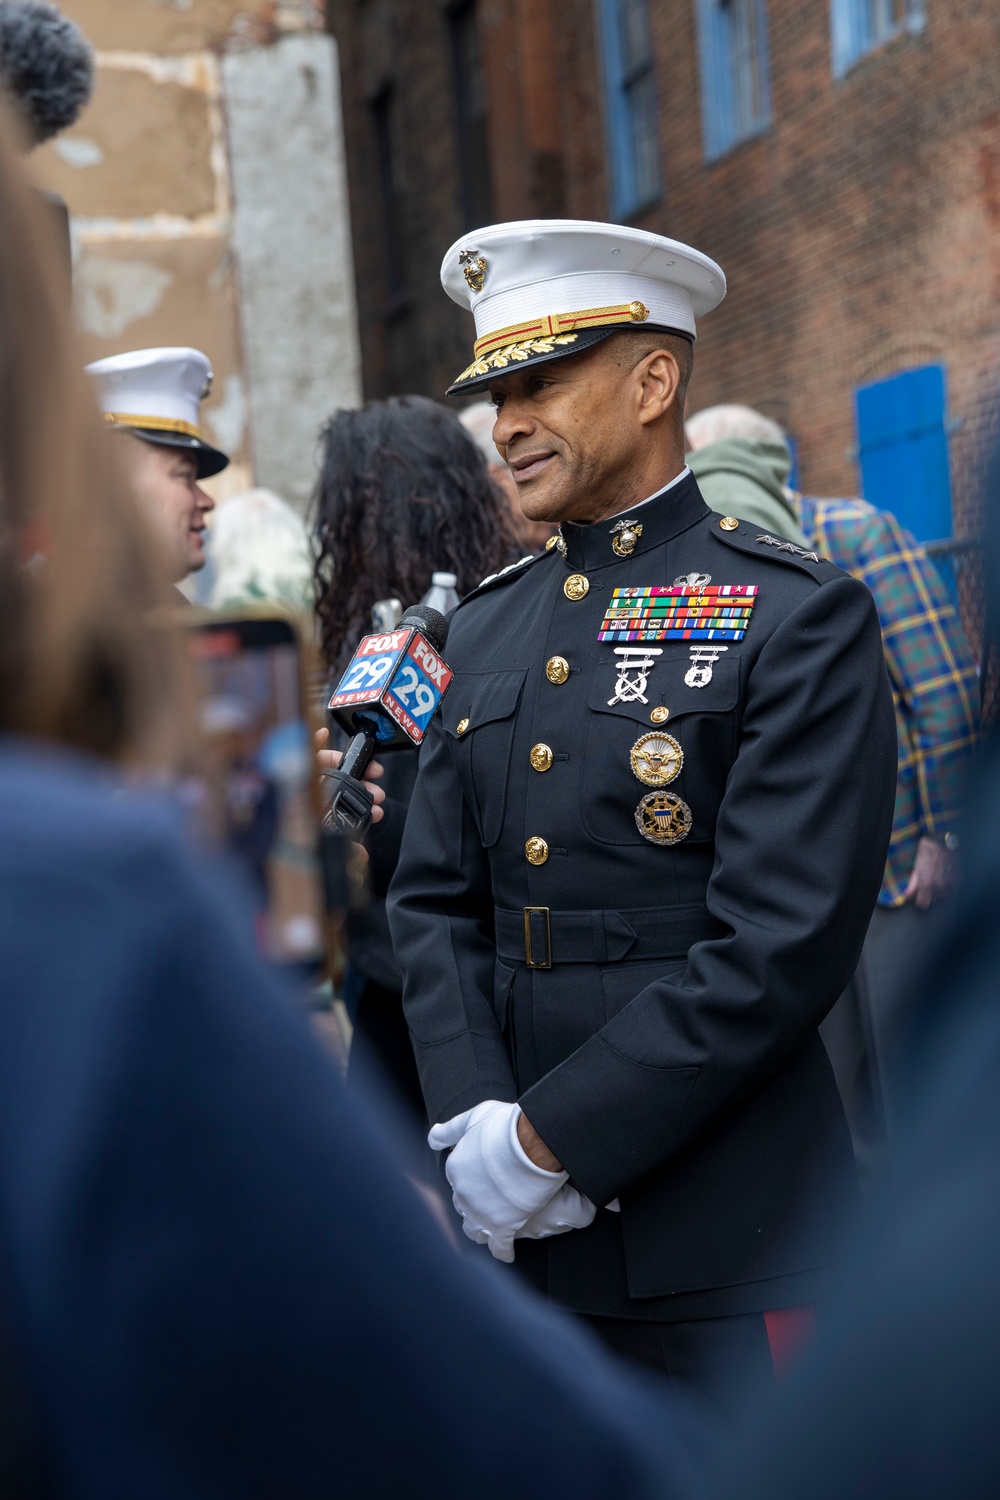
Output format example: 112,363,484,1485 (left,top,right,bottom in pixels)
0,741,694,1499
388,473,897,1320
